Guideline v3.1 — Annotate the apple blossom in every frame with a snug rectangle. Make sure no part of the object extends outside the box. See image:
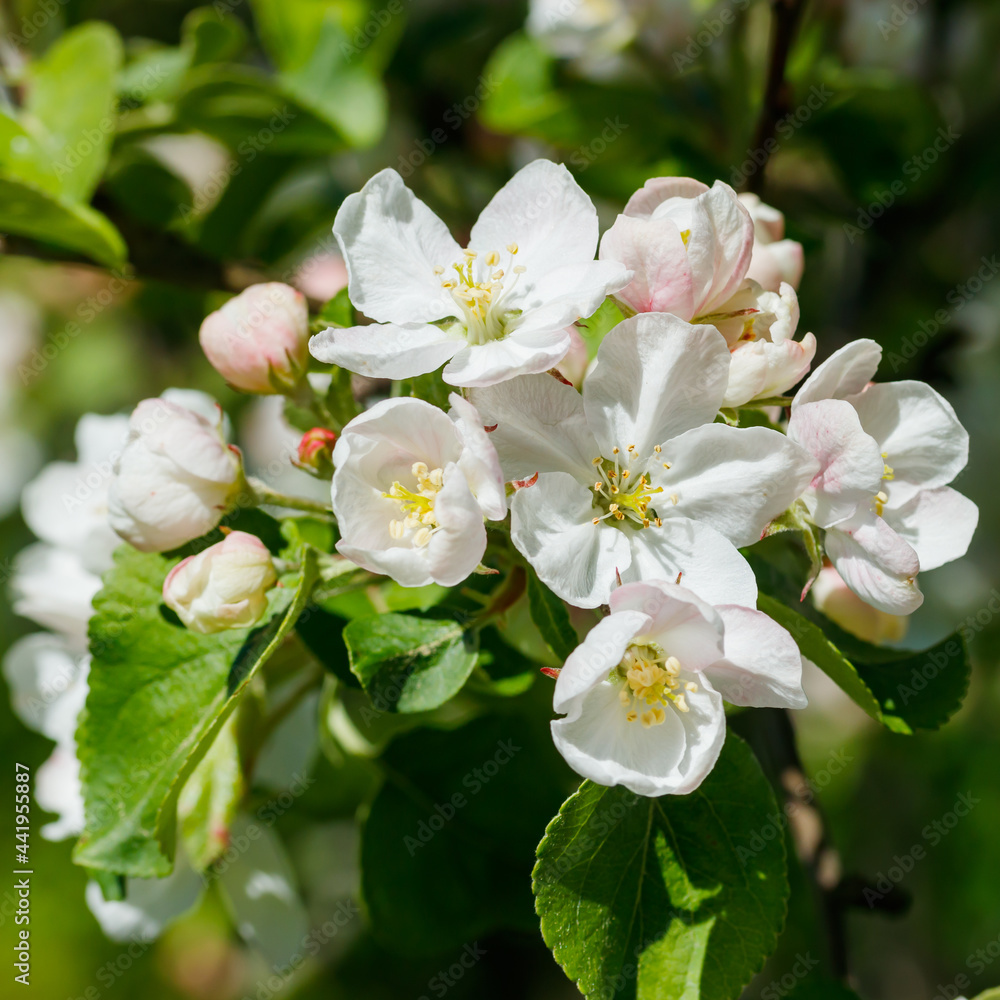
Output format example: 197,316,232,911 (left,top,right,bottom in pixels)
738,192,805,292
162,531,277,634
199,282,310,394
811,564,908,645
472,313,816,608
551,580,806,796
788,339,977,614
331,394,506,587
108,394,243,553
309,160,631,388
296,426,338,475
